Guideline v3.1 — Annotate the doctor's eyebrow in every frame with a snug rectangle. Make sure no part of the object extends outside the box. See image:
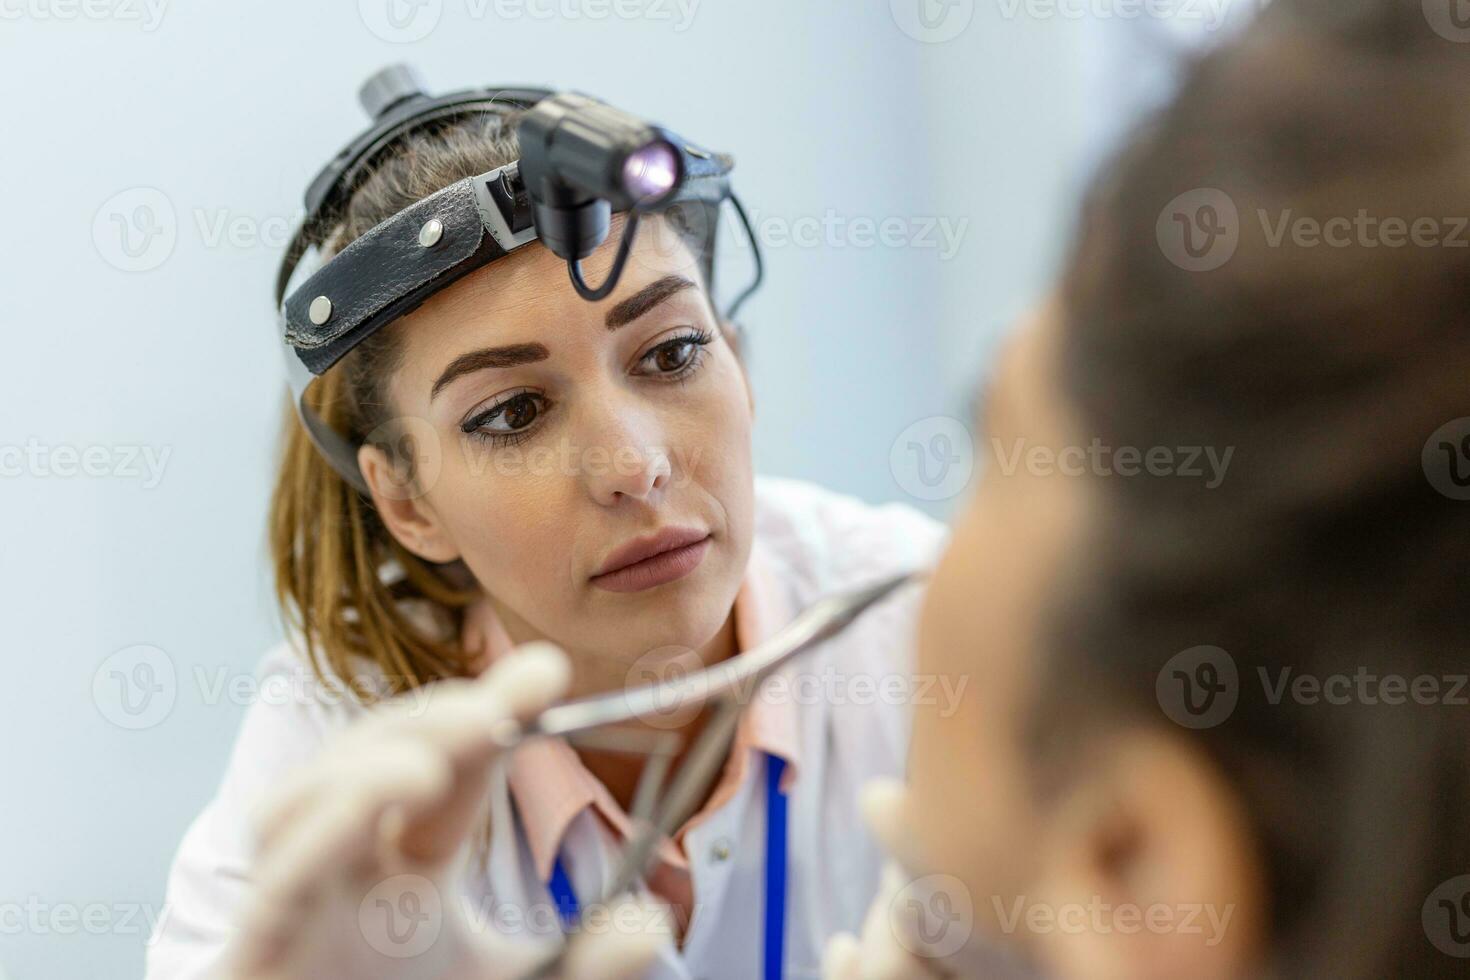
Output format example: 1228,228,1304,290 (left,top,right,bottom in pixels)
429,275,698,400
430,342,550,401
604,274,696,330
